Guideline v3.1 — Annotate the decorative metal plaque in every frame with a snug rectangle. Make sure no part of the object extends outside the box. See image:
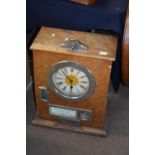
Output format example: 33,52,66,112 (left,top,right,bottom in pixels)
60,38,88,51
